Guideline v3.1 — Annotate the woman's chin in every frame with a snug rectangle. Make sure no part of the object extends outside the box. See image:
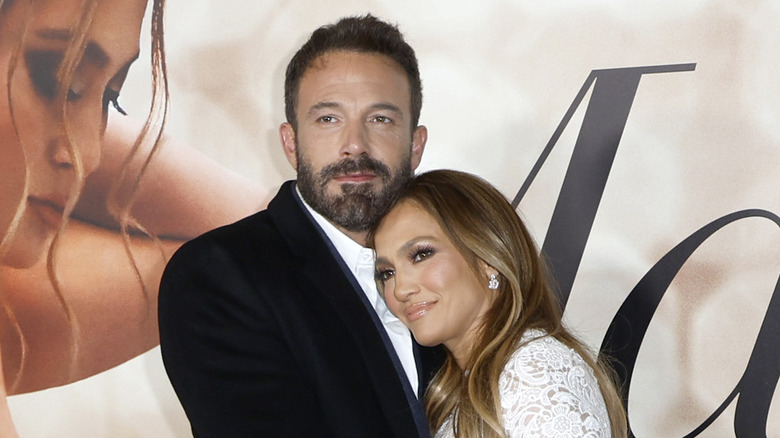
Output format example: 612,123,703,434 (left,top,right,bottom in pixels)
411,332,441,348
1,249,41,269
1,226,49,269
